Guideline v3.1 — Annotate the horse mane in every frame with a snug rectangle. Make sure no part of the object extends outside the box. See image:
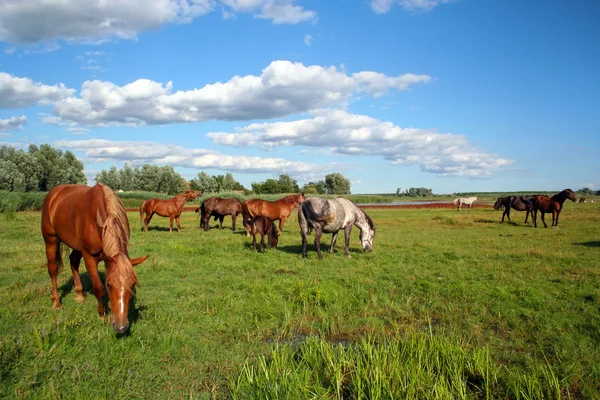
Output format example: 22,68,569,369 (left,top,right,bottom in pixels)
360,208,375,230
99,185,139,287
